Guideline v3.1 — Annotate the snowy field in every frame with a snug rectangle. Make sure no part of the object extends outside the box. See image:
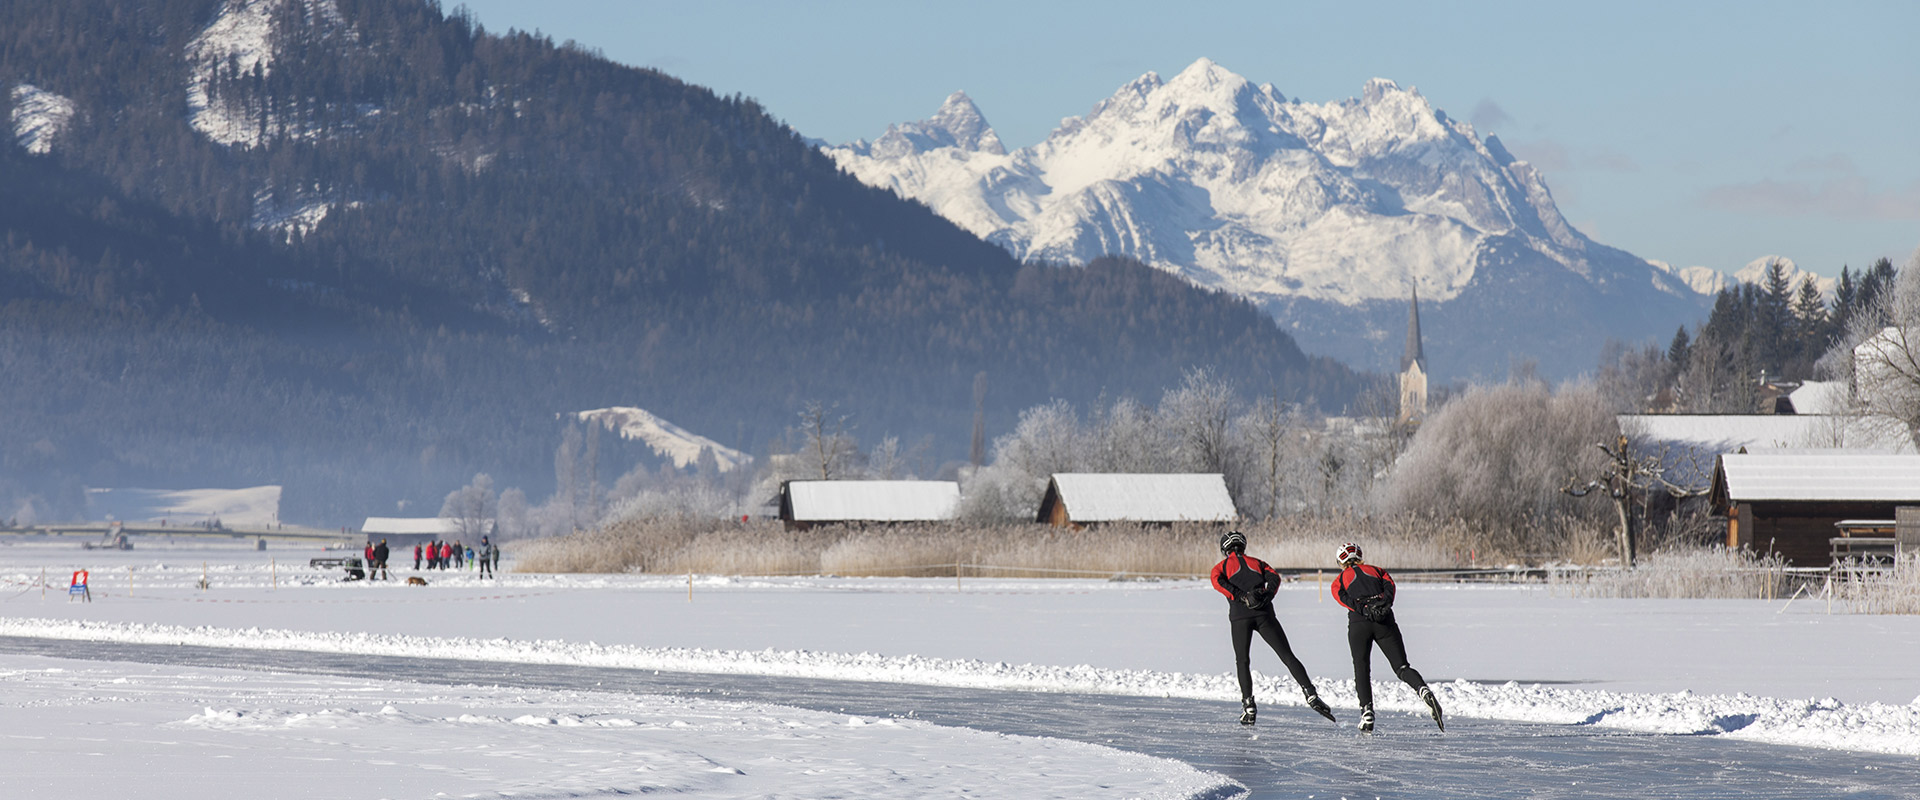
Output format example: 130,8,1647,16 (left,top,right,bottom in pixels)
5,538,1920,798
